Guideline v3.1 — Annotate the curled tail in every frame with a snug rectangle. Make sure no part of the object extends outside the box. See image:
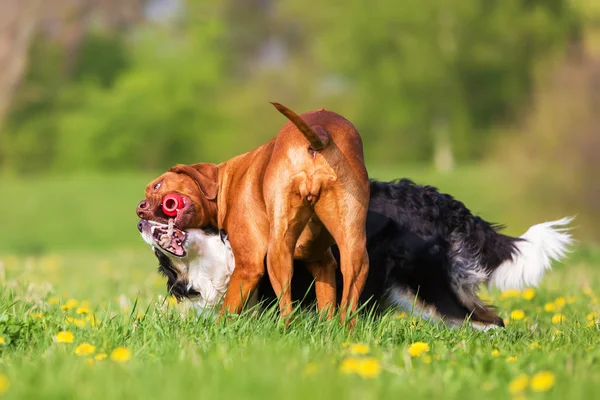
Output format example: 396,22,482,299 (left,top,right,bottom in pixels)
488,217,574,291
271,102,330,150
